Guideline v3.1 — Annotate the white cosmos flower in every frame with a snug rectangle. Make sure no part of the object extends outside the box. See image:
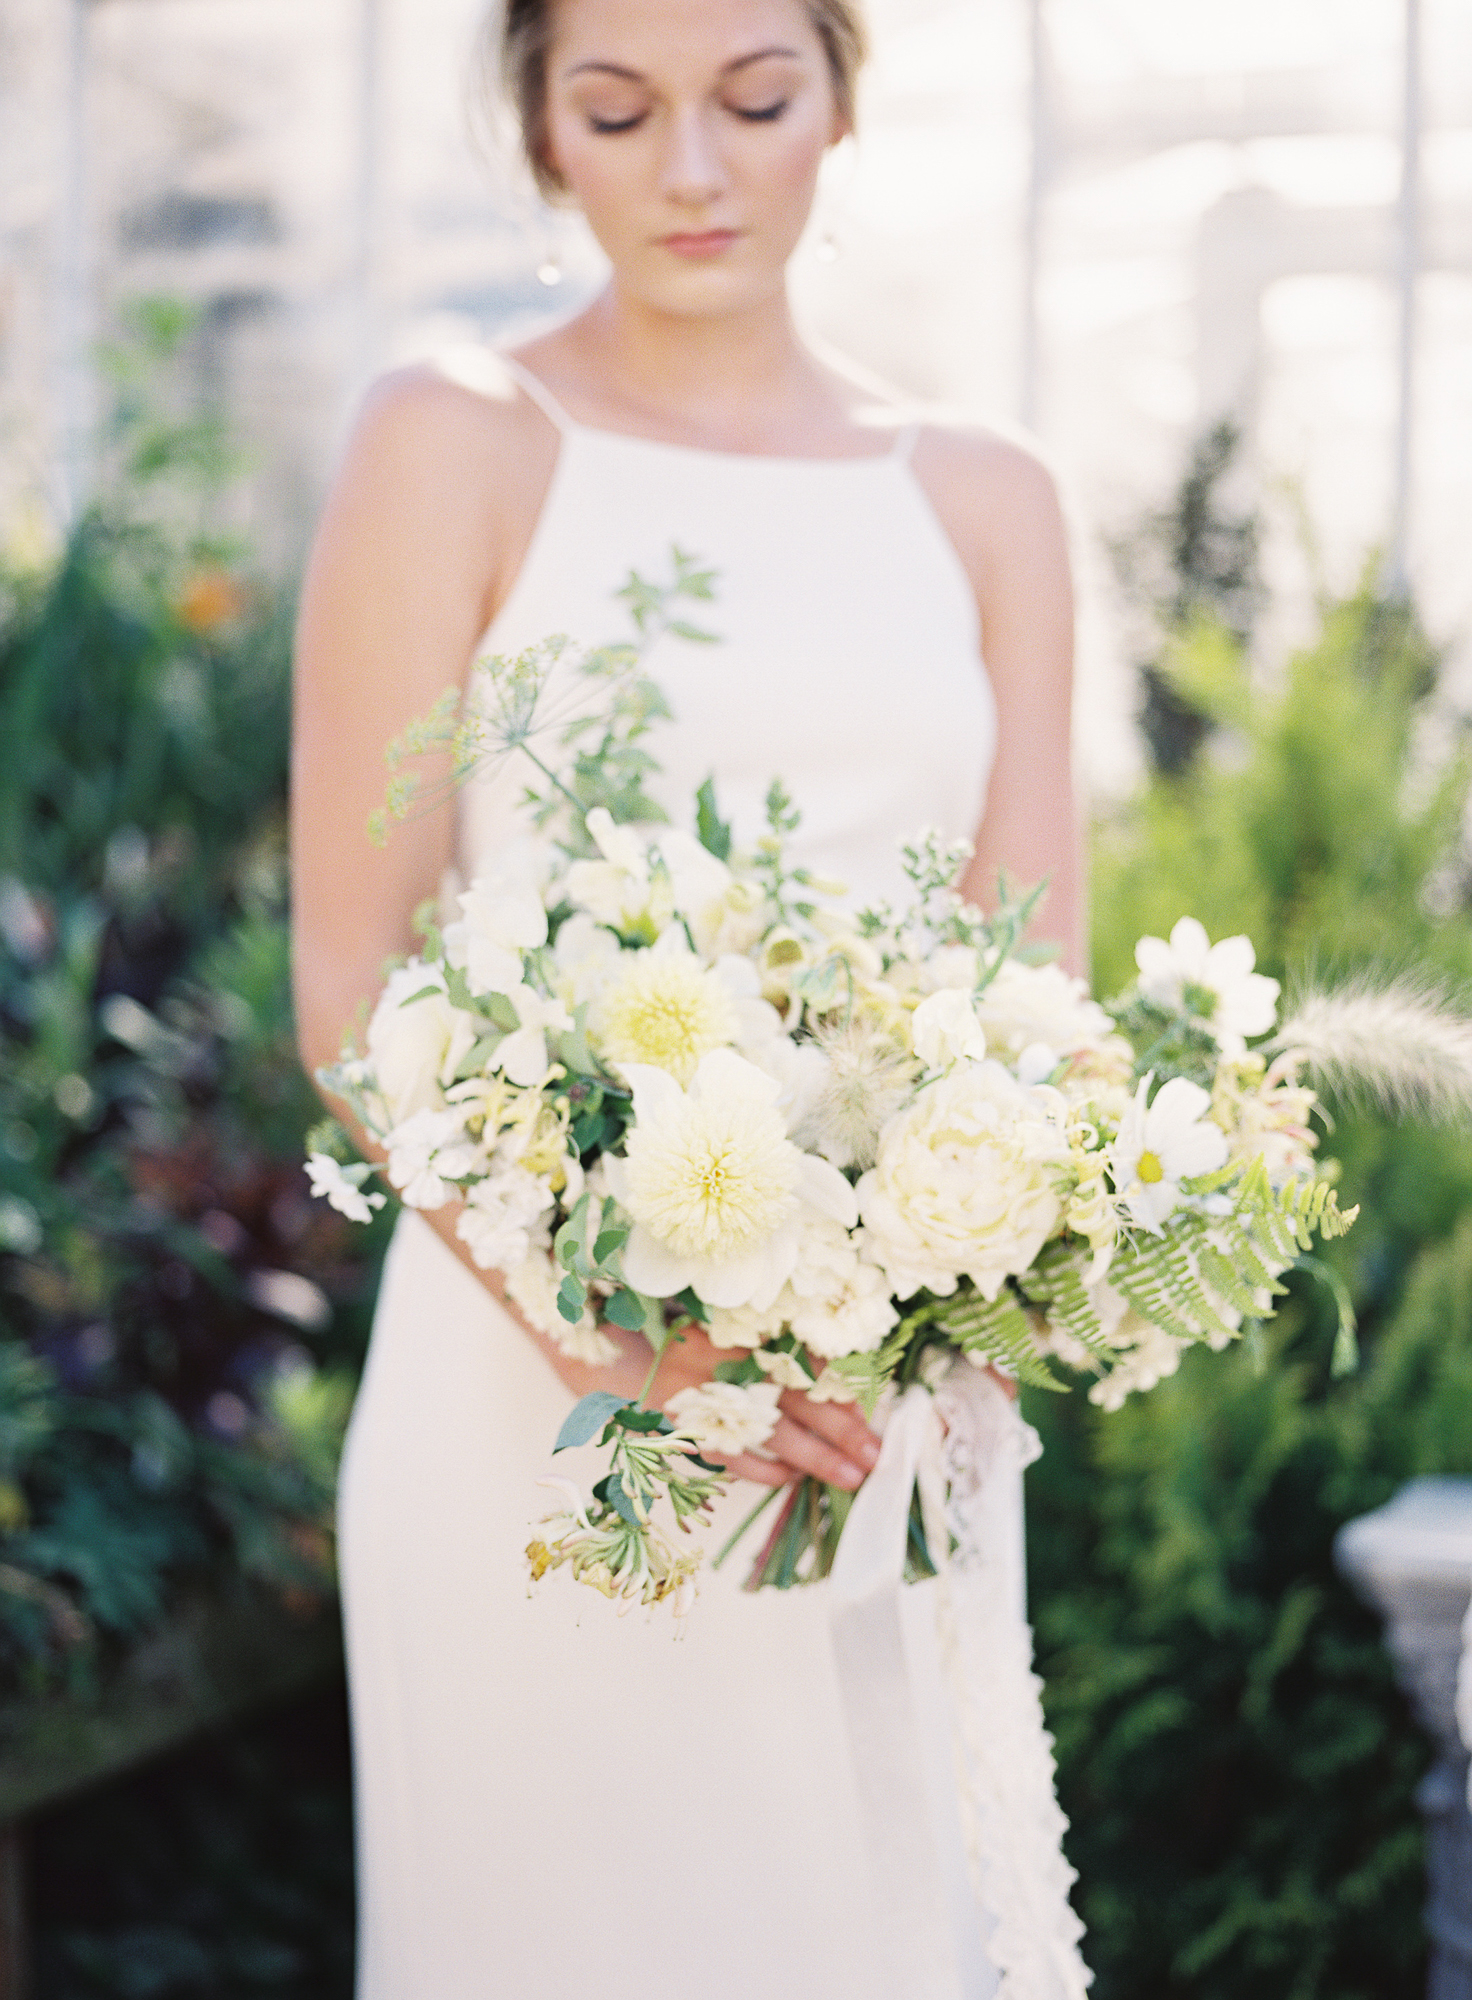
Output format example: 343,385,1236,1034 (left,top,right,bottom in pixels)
911,988,987,1070
454,1163,555,1272
366,961,478,1125
603,1049,858,1311
1134,917,1279,1054
442,854,548,1000
491,983,574,1088
857,1060,1070,1301
665,1379,782,1456
304,1154,384,1225
1111,1072,1229,1232
384,1106,482,1209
